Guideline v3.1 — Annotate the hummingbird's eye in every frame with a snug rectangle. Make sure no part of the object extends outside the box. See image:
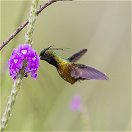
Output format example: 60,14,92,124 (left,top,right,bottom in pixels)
44,52,49,56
